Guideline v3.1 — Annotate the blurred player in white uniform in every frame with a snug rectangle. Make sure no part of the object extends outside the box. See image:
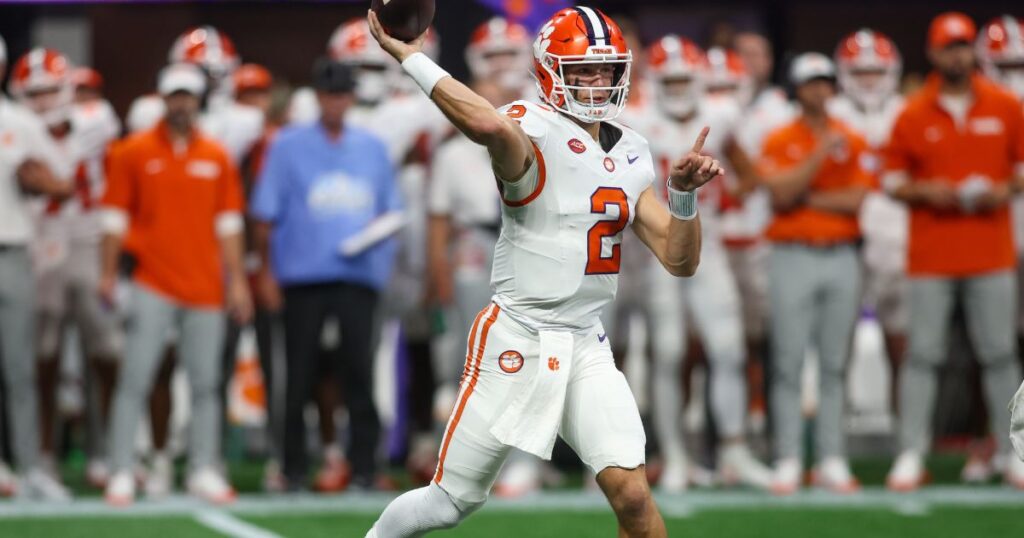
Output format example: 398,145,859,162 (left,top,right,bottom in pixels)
978,17,1024,340
366,6,723,536
424,17,541,495
633,36,769,492
828,28,908,446
728,35,796,428
10,49,120,496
